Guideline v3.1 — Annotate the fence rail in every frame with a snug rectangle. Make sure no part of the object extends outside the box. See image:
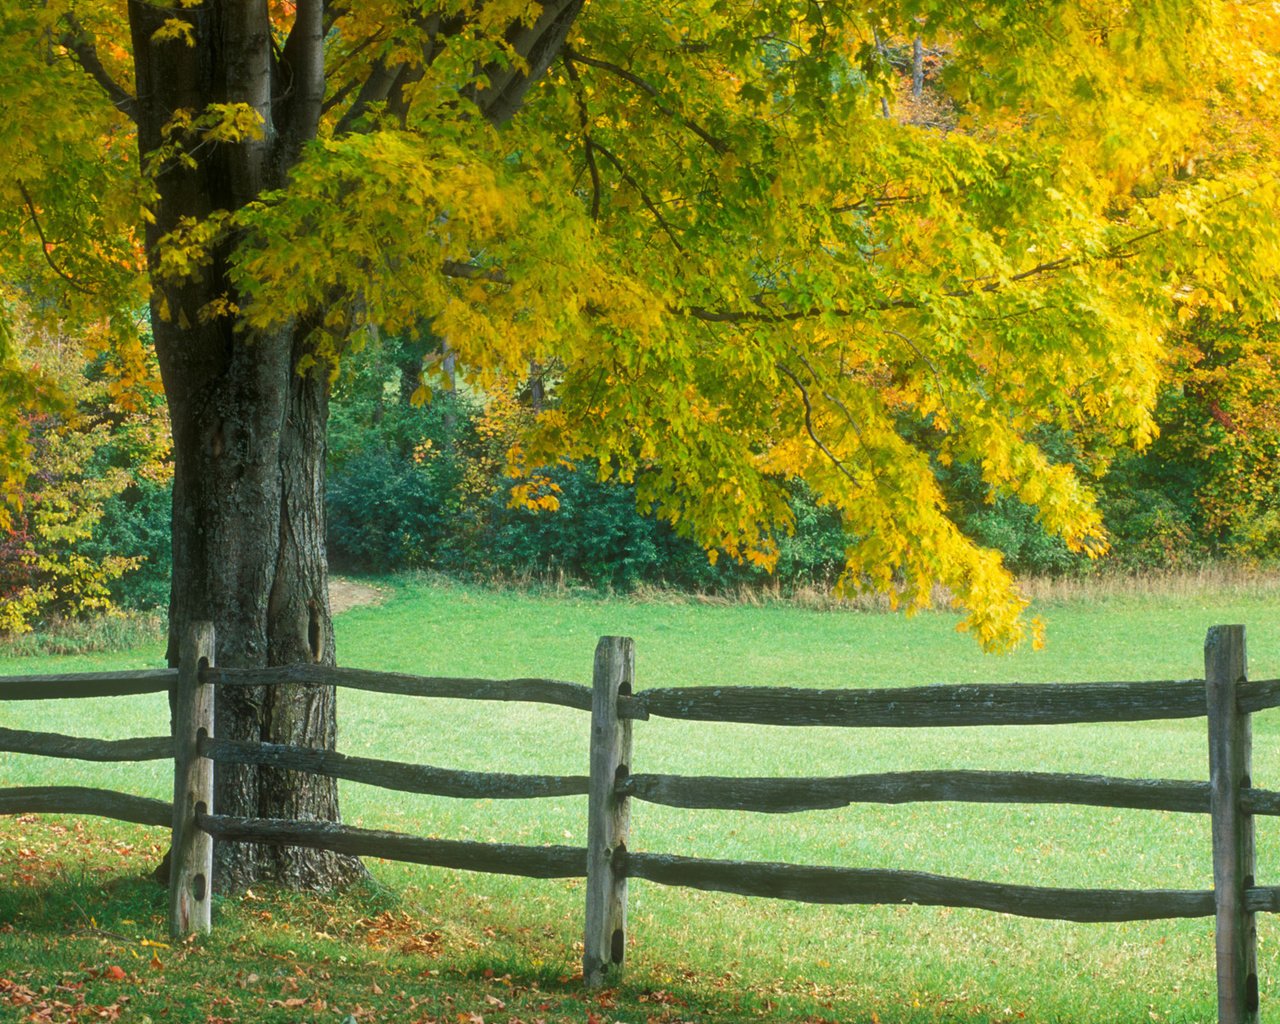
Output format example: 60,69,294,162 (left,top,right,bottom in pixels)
197,814,588,878
0,785,172,827
0,726,172,761
0,623,1270,1023
198,735,590,799
0,669,176,700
